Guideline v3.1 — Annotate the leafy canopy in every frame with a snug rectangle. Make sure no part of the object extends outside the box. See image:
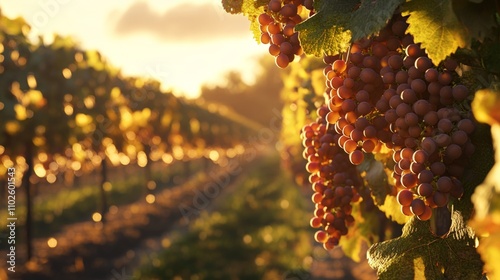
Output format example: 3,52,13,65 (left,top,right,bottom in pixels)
223,0,499,64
